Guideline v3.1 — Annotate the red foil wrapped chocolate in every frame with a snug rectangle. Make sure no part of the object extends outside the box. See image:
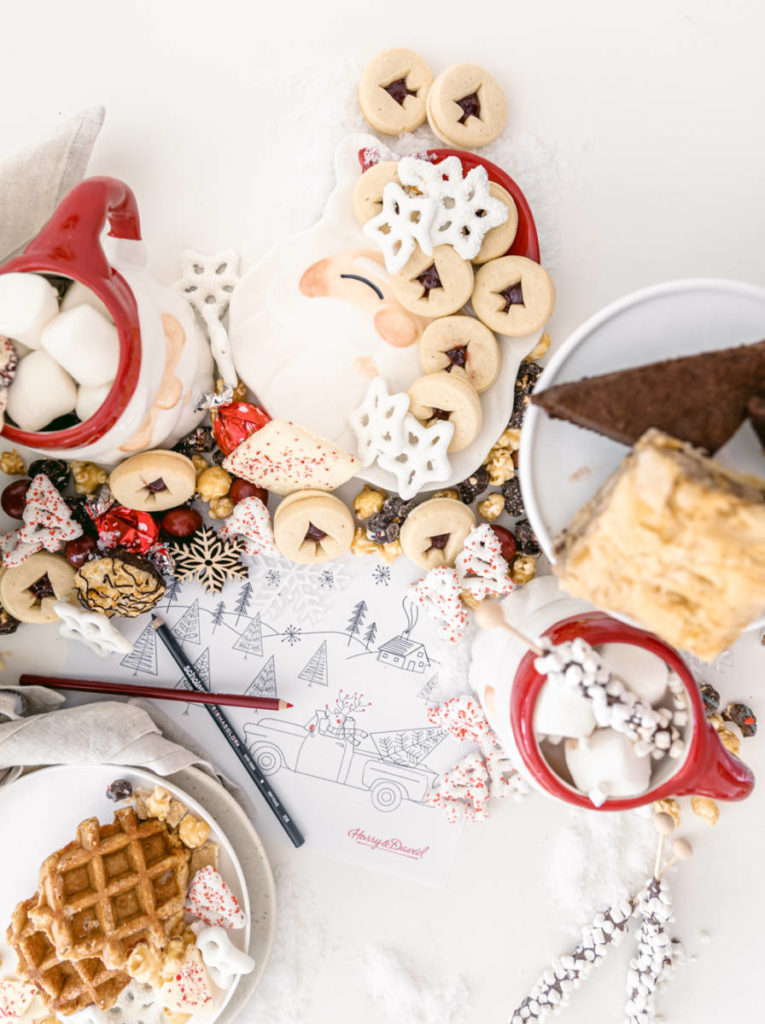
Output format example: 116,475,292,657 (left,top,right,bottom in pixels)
94,504,160,554
213,401,270,456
